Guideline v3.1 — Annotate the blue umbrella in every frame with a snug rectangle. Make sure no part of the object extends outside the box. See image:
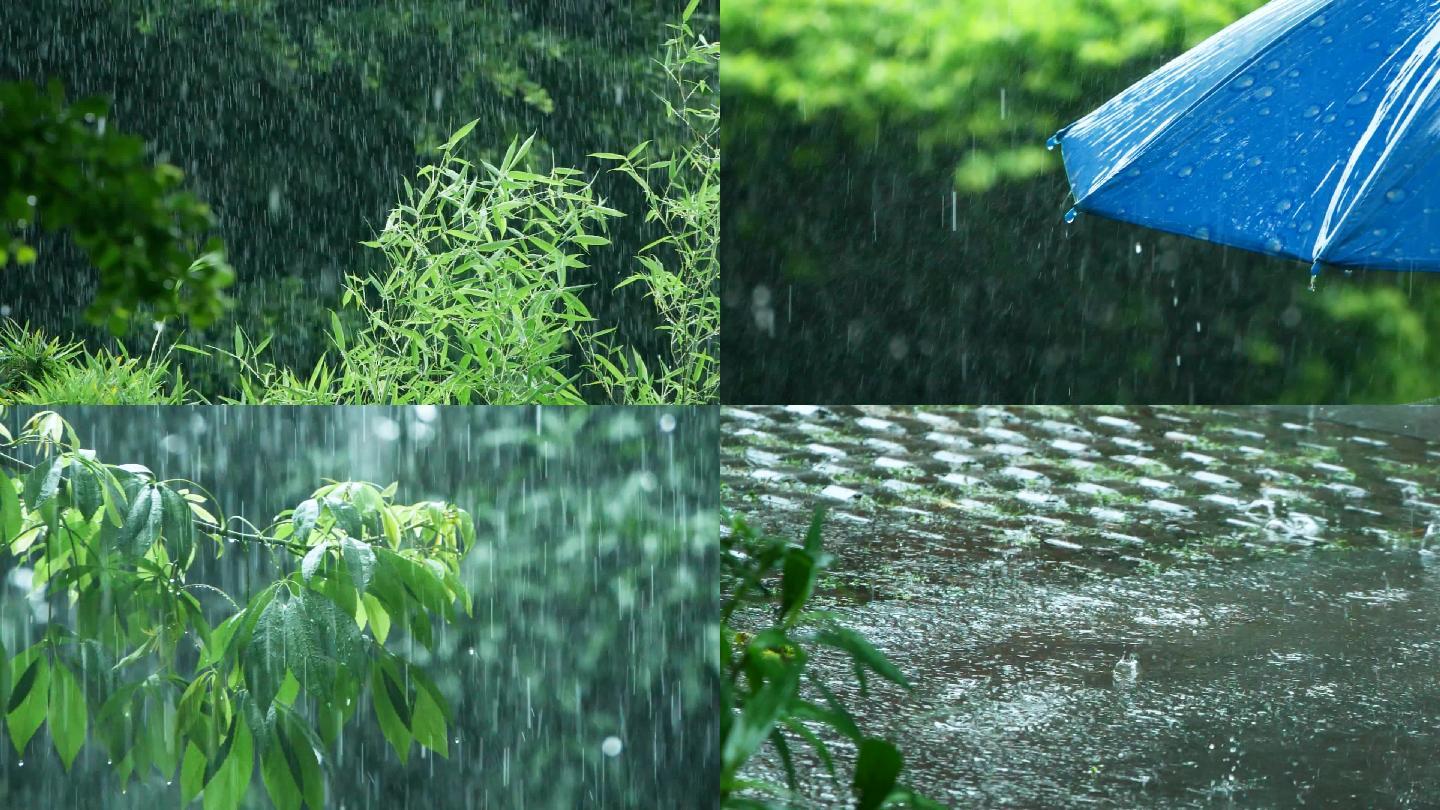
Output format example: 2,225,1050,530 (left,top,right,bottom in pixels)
1049,0,1440,283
